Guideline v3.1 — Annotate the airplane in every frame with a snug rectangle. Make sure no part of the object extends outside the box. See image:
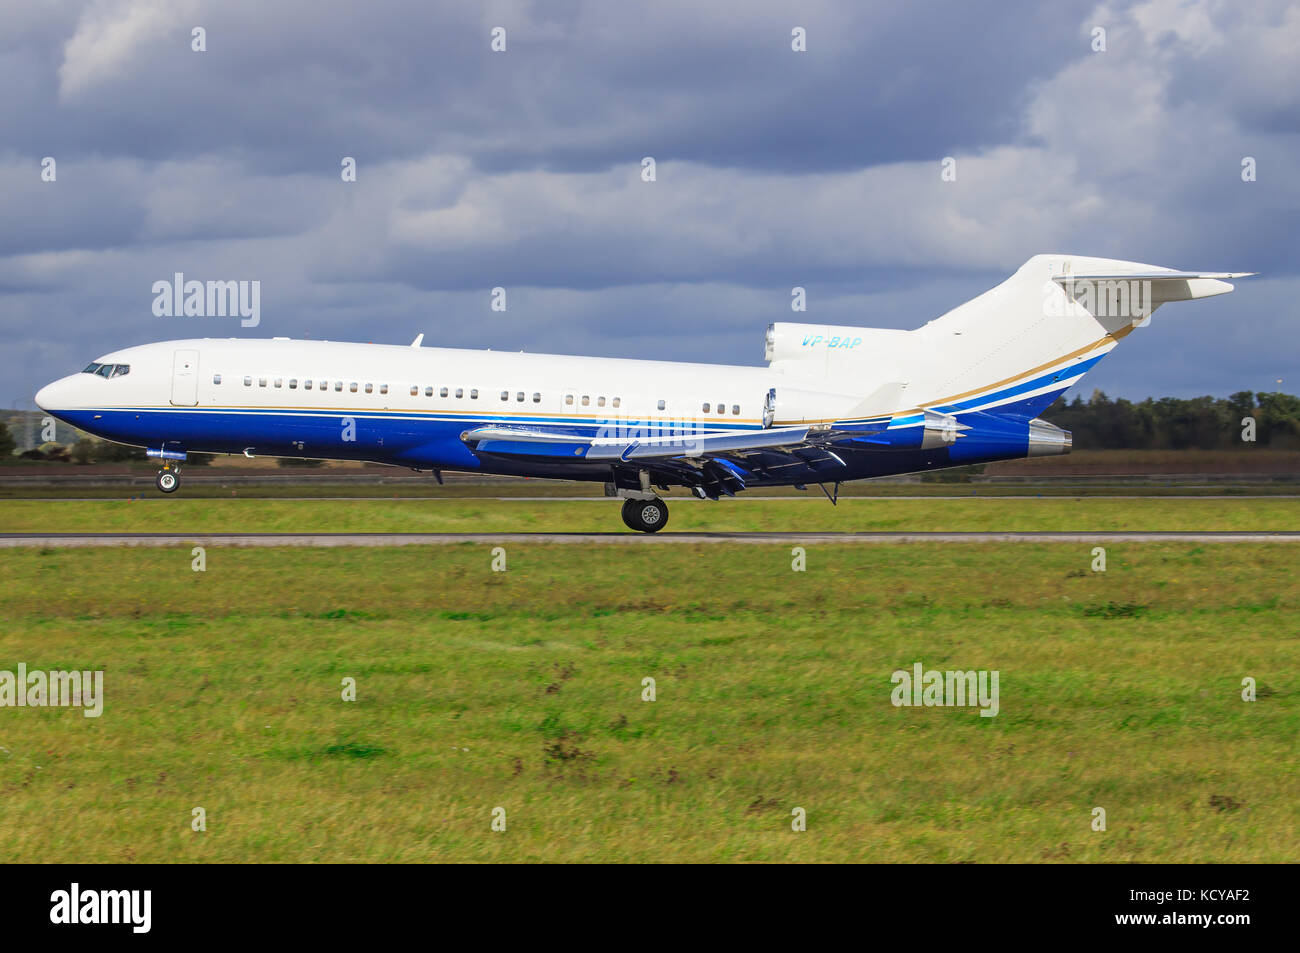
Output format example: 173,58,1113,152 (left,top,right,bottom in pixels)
35,255,1252,533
